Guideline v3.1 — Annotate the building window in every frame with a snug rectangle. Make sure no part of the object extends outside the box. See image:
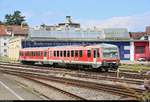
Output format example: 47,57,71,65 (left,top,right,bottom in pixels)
4,37,7,40
135,46,145,54
4,49,7,53
4,43,7,46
